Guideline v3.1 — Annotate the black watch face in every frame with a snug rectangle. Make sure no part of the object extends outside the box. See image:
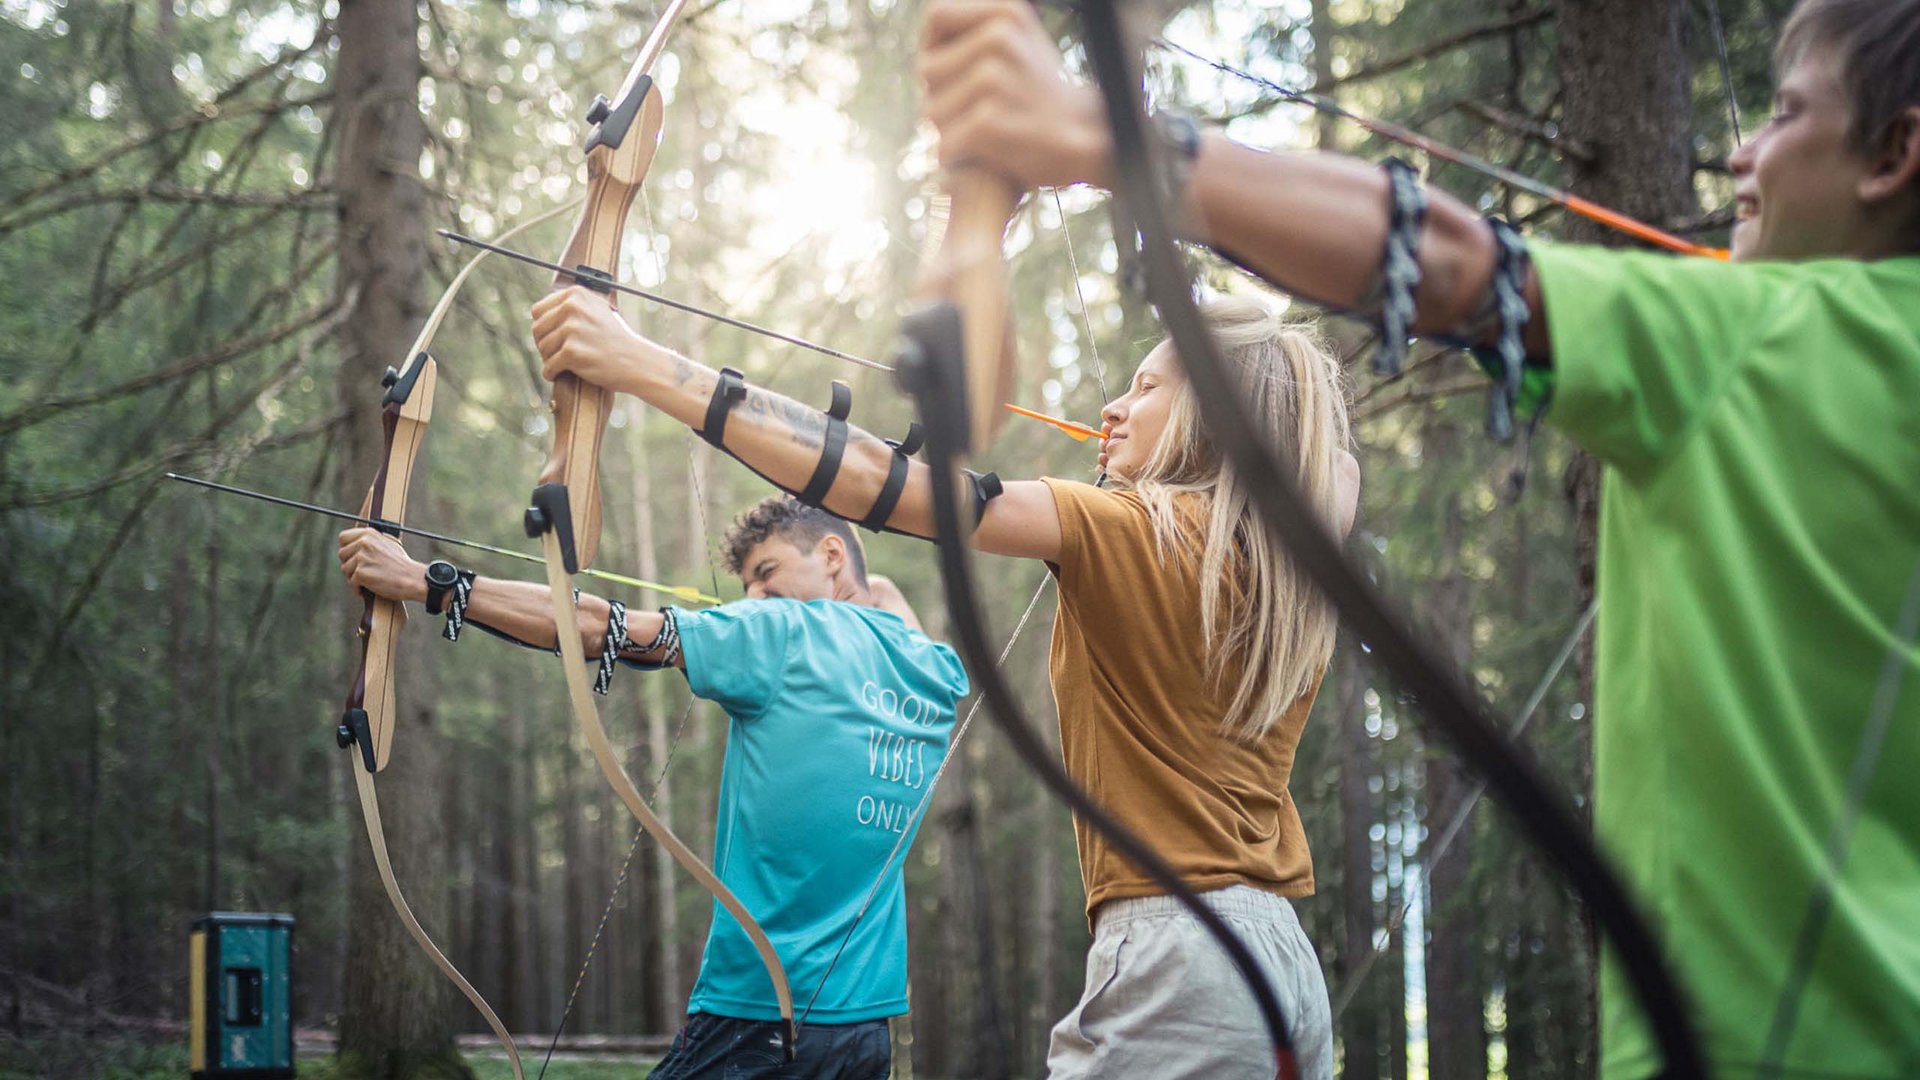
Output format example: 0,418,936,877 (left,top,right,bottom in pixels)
426,560,459,587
